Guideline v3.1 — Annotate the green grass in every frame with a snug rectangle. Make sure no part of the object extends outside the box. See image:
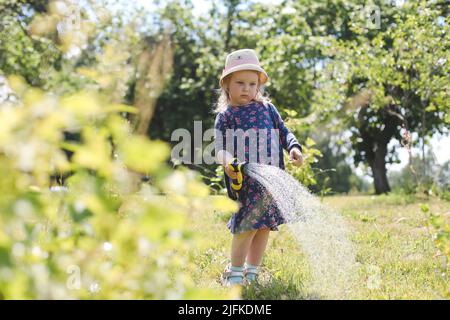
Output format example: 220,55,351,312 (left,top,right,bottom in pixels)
185,194,449,300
